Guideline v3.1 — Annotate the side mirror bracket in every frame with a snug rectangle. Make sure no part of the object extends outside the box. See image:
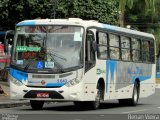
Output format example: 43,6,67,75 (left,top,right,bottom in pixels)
4,30,14,53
